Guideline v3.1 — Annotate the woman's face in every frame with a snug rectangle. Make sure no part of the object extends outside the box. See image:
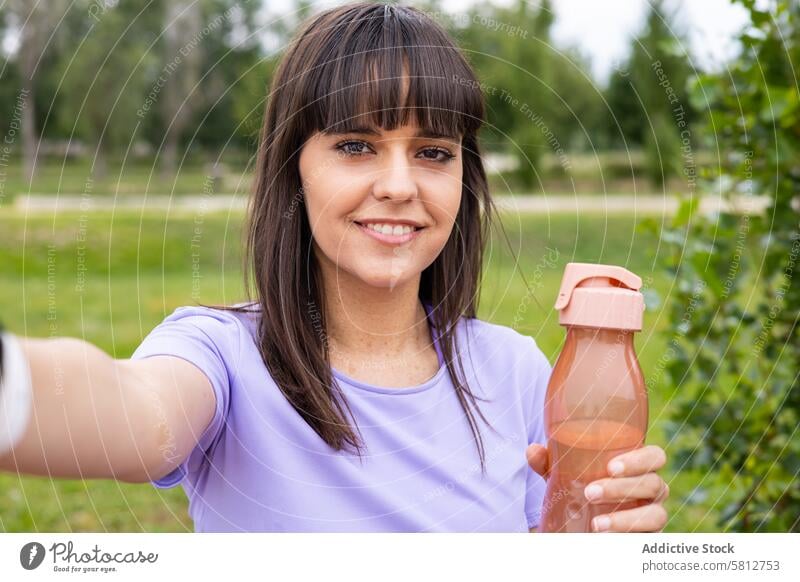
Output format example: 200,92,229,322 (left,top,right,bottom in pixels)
298,120,463,290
